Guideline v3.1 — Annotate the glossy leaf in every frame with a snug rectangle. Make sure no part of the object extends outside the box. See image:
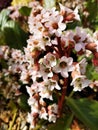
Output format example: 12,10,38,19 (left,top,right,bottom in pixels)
17,94,30,111
3,20,28,49
67,98,98,130
0,9,10,30
19,6,32,16
0,9,28,49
